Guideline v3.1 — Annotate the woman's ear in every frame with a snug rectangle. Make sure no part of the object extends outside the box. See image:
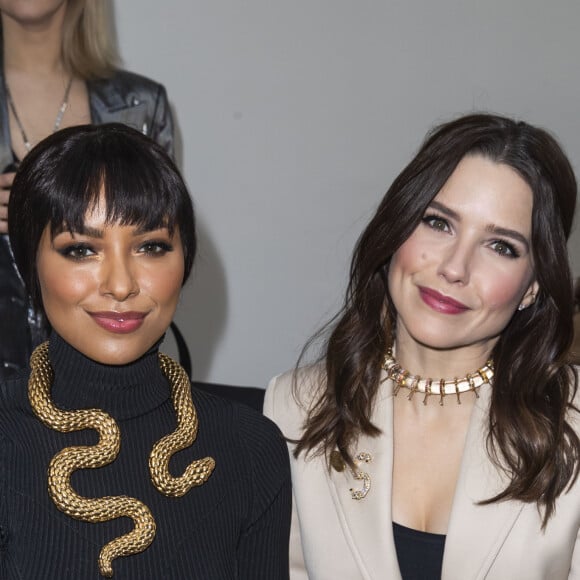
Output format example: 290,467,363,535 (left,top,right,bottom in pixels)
517,280,540,311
